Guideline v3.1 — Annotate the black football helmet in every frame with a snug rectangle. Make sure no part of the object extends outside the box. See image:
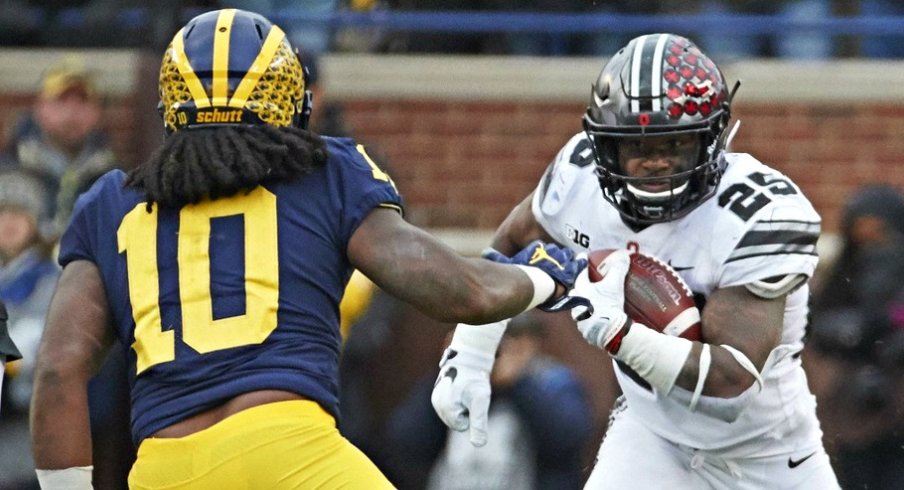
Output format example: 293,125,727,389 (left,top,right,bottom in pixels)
158,9,312,133
583,33,735,225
